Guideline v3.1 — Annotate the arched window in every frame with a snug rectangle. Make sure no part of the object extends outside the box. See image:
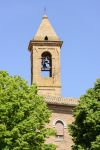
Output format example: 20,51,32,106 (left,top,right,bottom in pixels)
41,52,52,77
44,36,48,41
55,121,64,140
